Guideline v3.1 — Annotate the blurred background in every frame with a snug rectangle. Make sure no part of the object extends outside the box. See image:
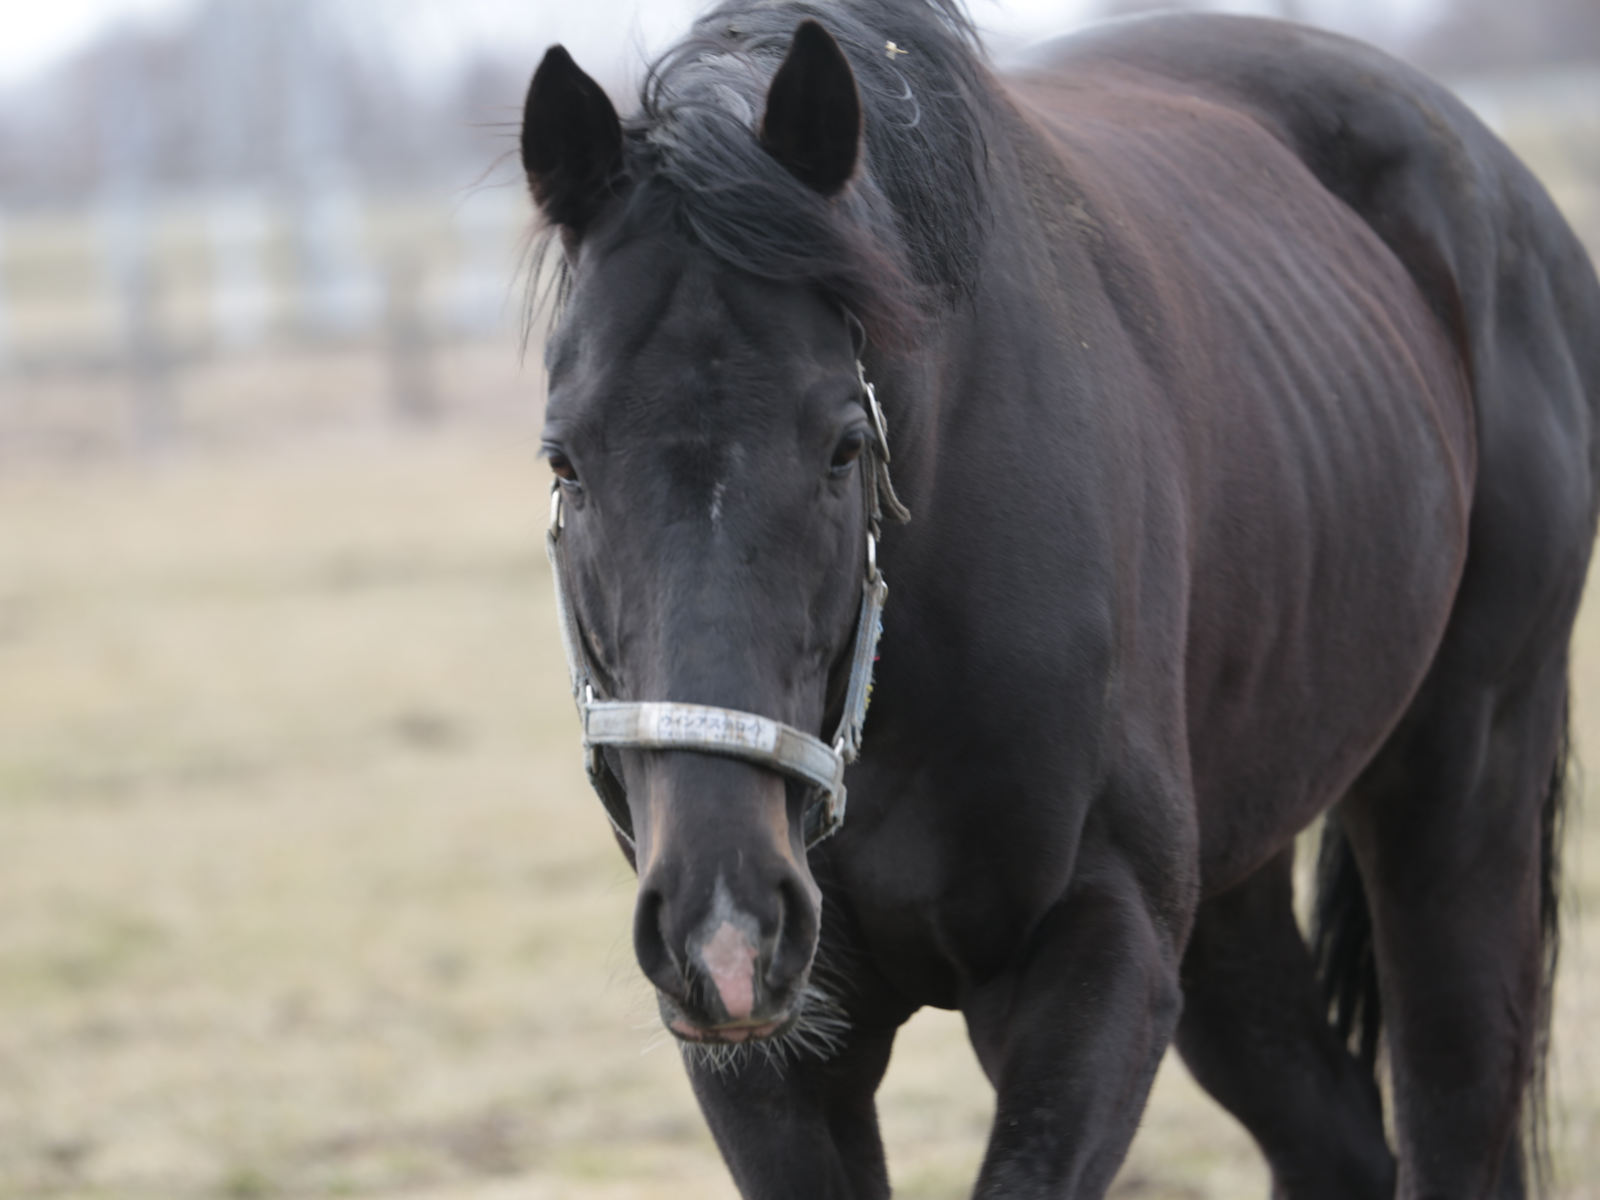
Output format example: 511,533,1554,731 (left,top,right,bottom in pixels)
0,1,1597,1197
